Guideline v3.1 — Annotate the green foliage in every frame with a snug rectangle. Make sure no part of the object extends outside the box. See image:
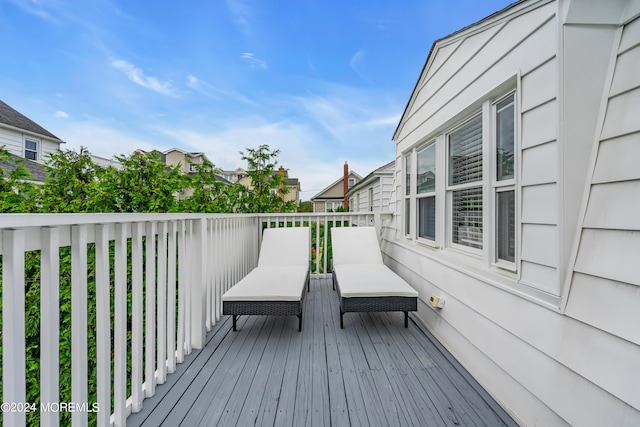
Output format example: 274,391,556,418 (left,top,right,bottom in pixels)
101,150,185,213
298,200,313,212
180,159,228,213
0,146,39,212
233,144,297,213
